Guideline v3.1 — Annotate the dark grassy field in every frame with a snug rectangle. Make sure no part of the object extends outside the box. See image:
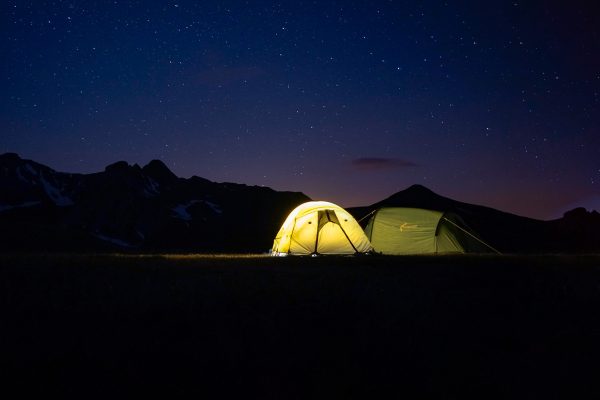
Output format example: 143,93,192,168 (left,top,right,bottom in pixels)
2,254,600,398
